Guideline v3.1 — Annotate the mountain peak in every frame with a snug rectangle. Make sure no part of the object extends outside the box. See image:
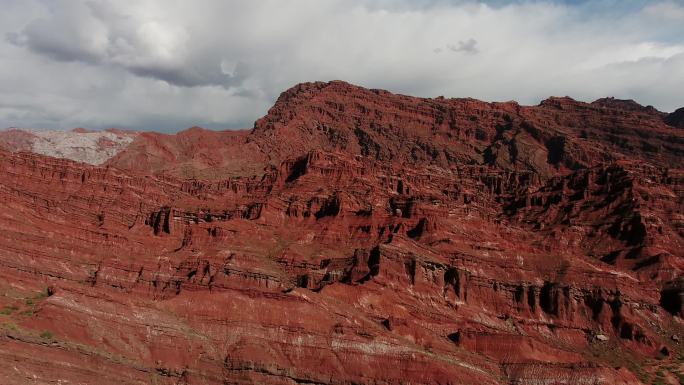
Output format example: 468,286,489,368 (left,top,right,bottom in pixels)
177,126,210,134
591,97,661,114
71,127,94,133
538,96,581,109
665,107,684,129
